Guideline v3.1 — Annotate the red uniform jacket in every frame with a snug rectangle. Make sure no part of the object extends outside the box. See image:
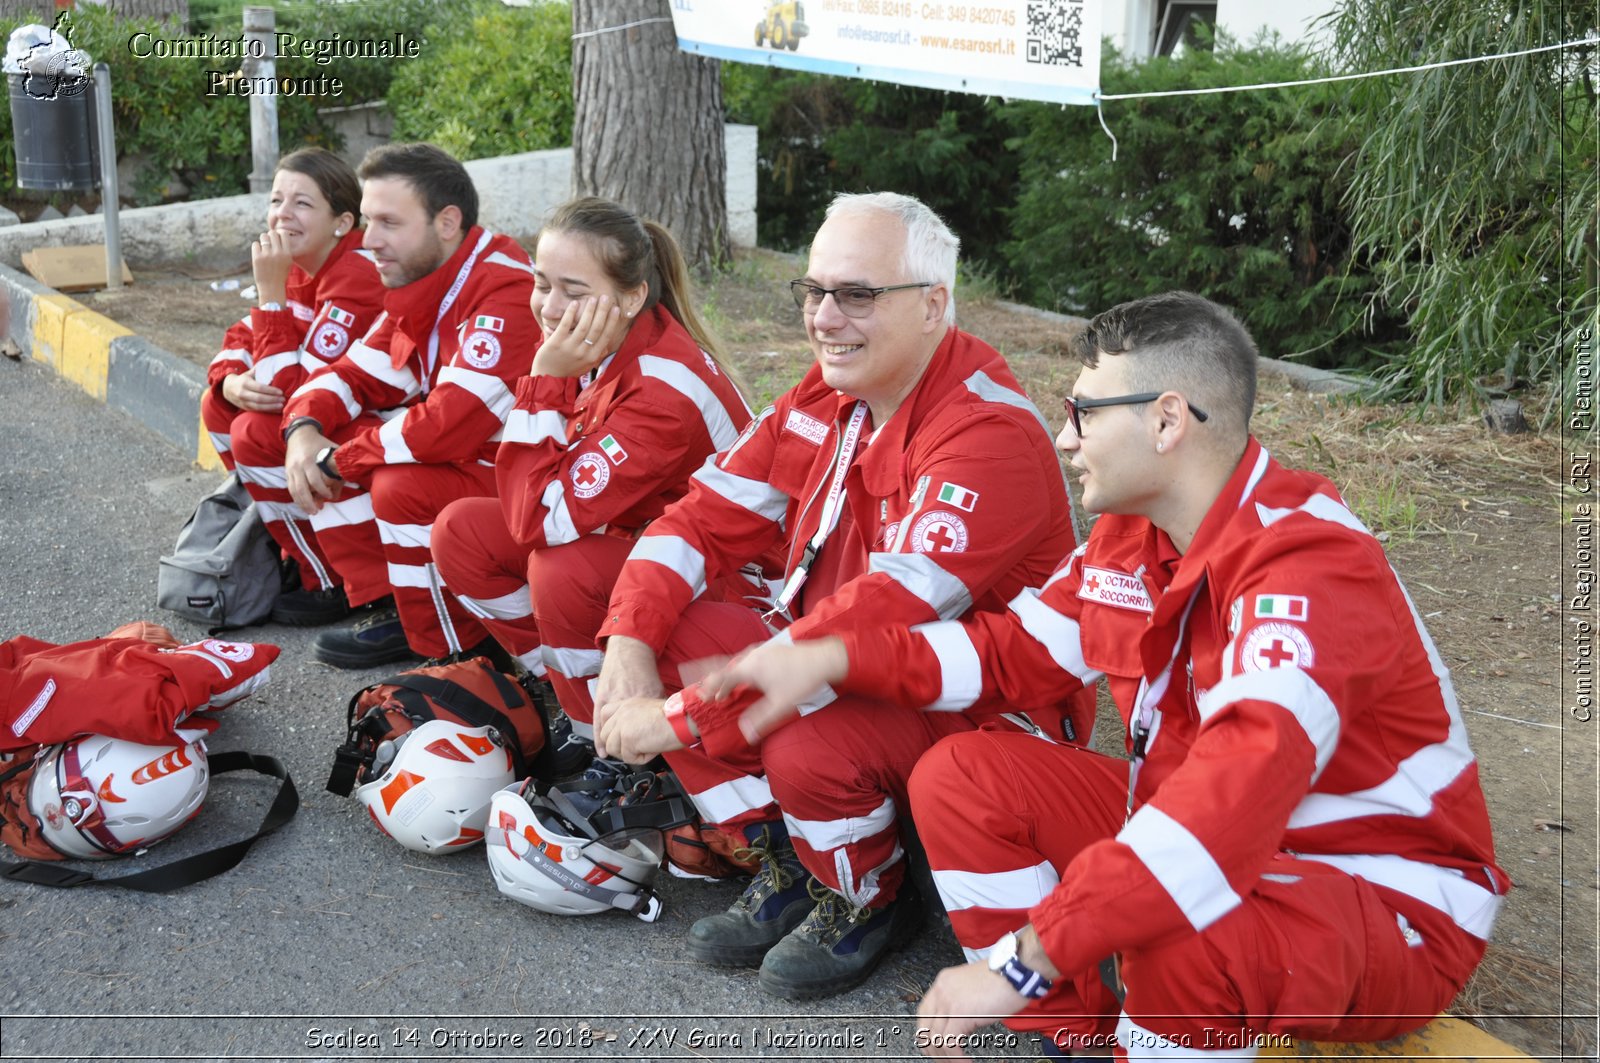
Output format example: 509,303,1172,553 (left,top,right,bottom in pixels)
282,227,539,485
496,304,753,547
206,229,385,402
600,326,1087,758
841,438,1509,981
